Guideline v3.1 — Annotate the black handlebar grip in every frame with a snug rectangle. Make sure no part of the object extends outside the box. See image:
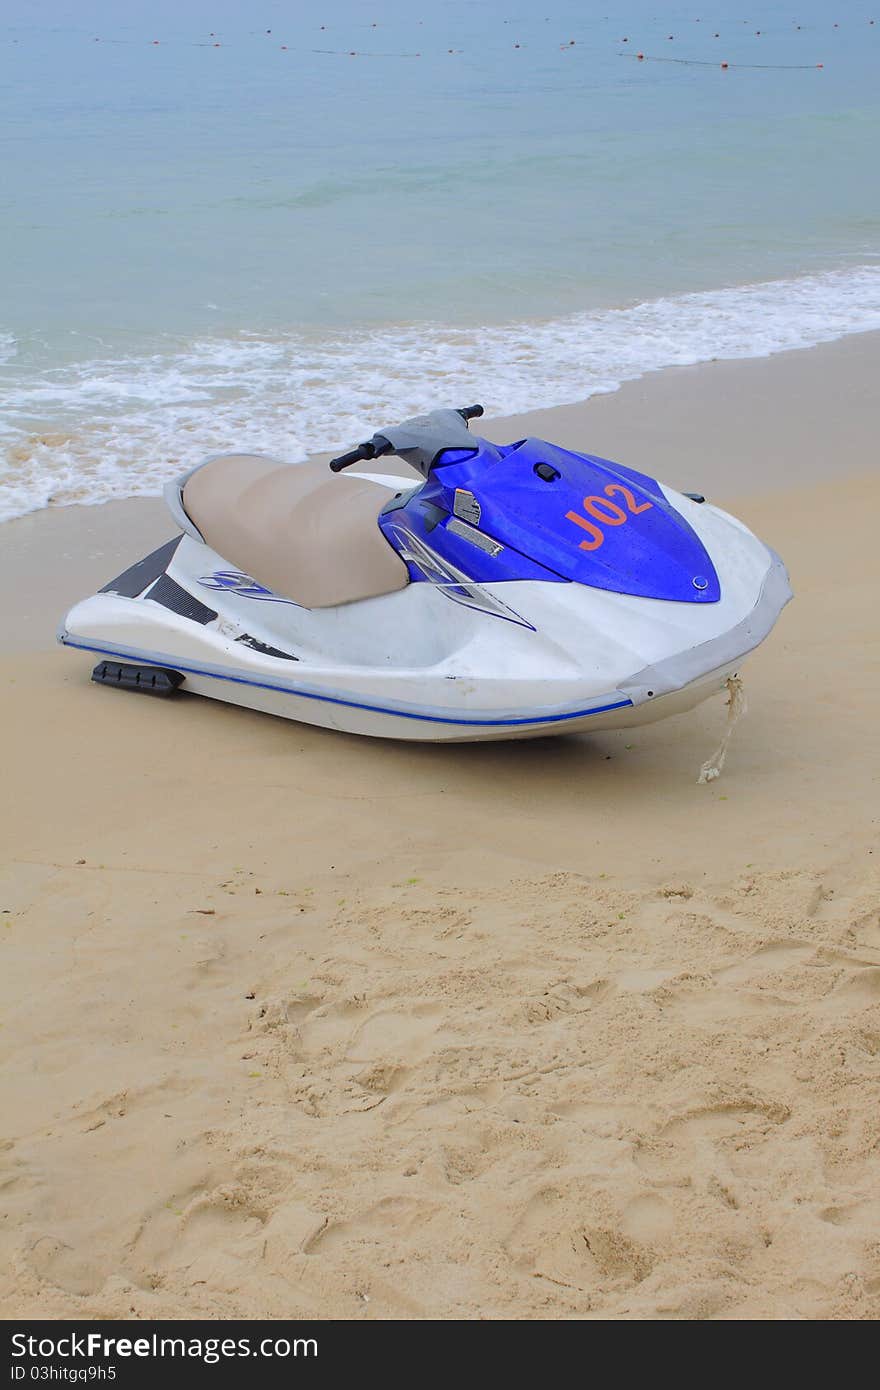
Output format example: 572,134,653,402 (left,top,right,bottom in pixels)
458,404,484,421
329,445,371,473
